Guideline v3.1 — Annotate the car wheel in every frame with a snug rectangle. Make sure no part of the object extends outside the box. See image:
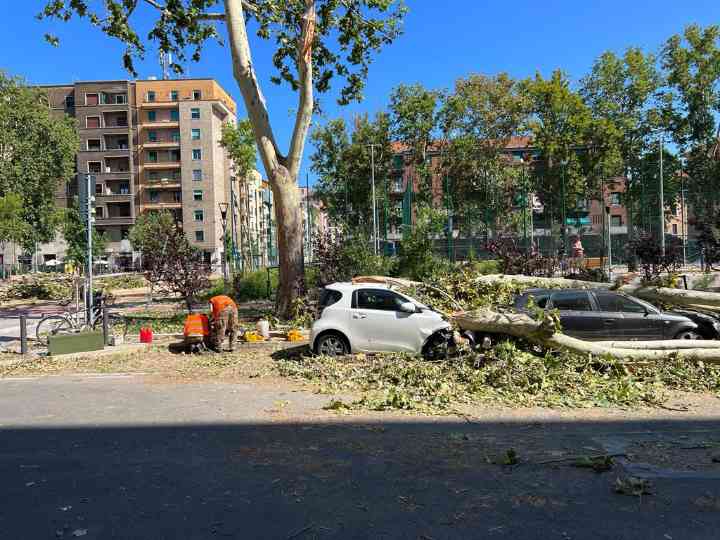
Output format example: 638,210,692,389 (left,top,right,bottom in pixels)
674,330,701,340
316,333,349,357
422,331,451,360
